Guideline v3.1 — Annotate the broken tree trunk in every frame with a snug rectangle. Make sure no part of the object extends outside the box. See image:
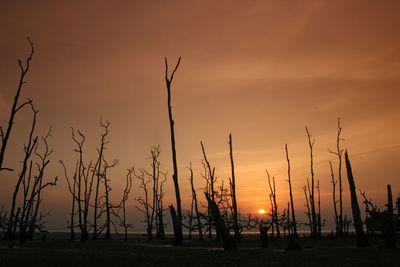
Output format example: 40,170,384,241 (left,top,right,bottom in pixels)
385,184,396,248
169,205,182,246
205,193,236,250
259,223,269,248
344,150,370,248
